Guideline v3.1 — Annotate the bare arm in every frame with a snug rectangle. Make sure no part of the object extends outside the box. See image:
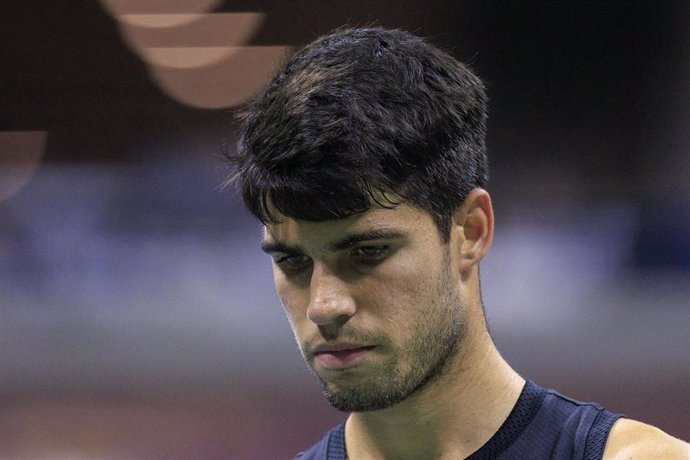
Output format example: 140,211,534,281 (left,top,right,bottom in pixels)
603,418,690,460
